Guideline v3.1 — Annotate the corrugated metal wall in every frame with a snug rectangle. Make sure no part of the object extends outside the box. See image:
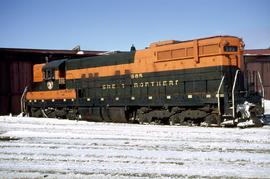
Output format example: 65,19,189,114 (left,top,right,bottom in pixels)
0,60,10,114
262,63,270,100
10,61,33,114
0,53,38,115
0,59,33,114
244,56,270,100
